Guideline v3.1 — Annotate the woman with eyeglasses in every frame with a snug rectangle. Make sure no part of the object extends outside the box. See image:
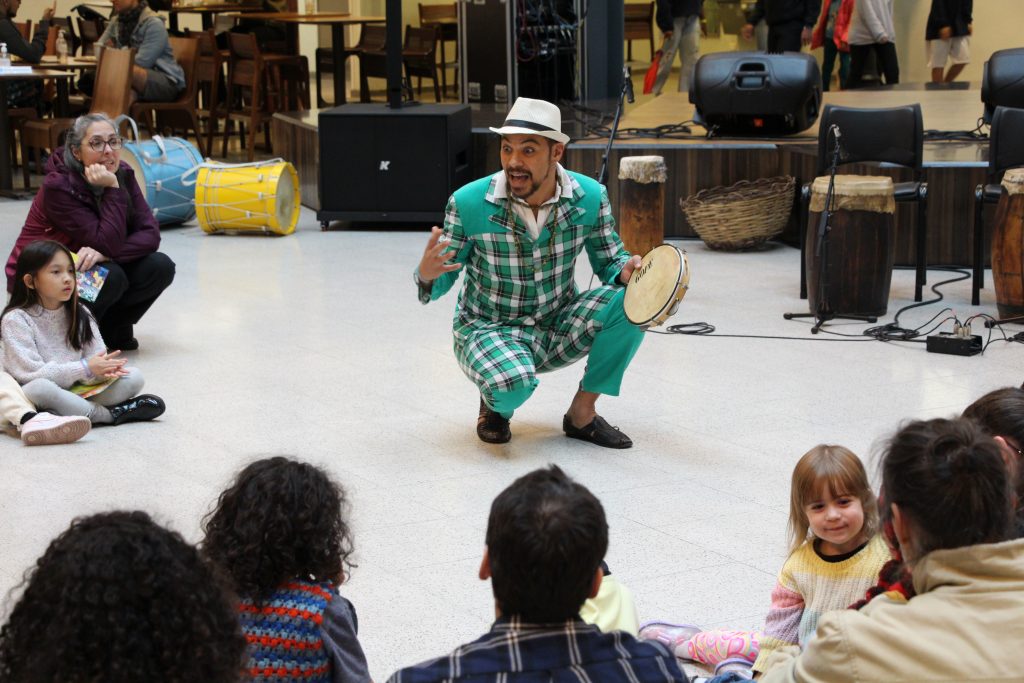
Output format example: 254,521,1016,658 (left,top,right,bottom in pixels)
4,113,175,352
